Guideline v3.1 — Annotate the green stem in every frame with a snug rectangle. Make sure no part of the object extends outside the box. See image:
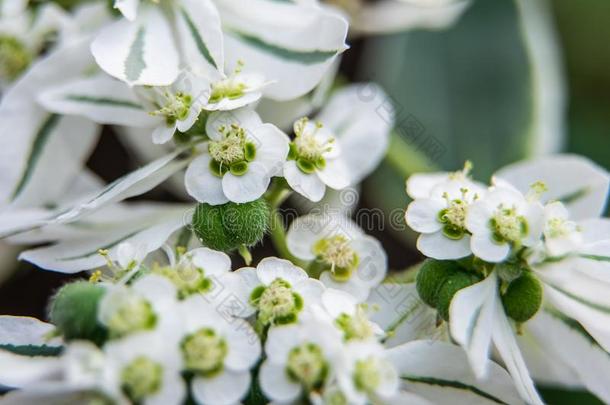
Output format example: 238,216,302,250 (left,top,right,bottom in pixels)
269,210,307,268
238,244,253,266
384,131,439,177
